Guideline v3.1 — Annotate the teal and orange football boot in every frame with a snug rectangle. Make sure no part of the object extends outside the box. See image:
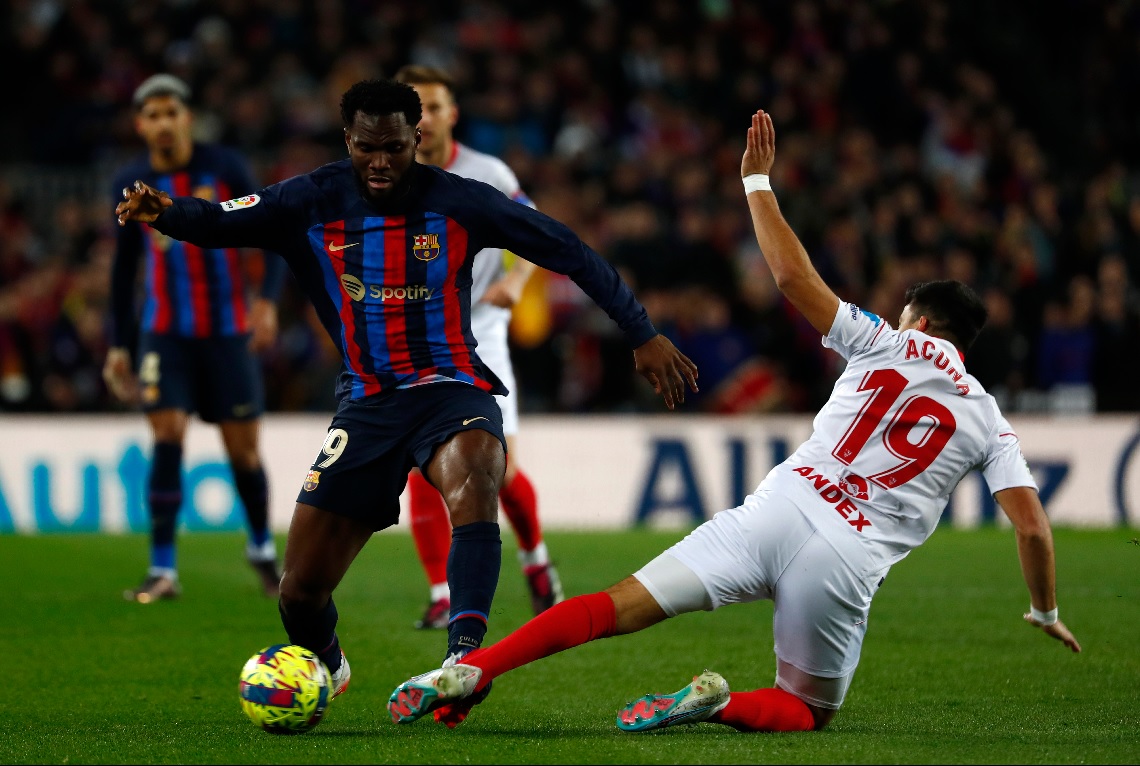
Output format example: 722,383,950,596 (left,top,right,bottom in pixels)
388,663,483,724
616,670,730,732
